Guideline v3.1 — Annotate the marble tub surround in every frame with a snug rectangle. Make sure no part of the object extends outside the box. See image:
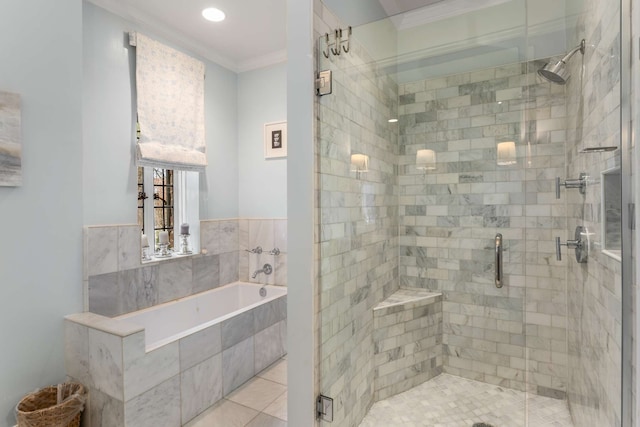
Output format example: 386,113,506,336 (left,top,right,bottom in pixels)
65,290,287,426
88,252,231,317
239,218,288,286
85,218,287,317
373,288,443,401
